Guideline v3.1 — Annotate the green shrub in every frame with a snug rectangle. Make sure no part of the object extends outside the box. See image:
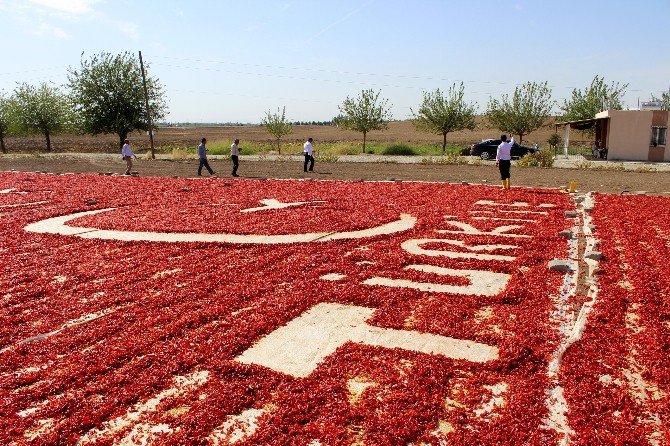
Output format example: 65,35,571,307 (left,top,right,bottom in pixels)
382,143,416,156
517,150,554,168
547,133,562,149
